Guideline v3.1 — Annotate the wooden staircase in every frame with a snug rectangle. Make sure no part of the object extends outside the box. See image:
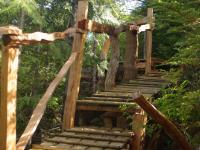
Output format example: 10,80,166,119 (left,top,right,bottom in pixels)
31,74,167,150
31,127,133,150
